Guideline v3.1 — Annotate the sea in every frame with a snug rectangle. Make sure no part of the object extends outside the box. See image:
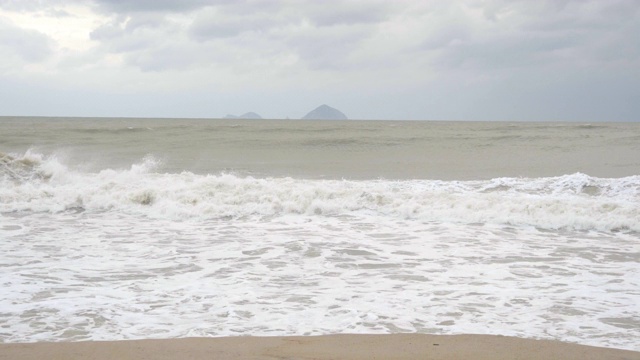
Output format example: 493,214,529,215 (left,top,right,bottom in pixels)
1,117,639,350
